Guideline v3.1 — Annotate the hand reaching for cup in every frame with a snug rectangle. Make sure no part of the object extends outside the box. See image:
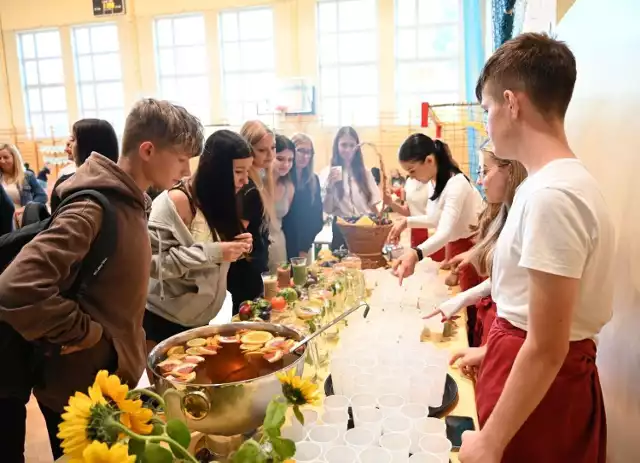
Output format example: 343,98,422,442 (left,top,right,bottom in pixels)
450,346,487,380
387,217,408,244
391,248,419,285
